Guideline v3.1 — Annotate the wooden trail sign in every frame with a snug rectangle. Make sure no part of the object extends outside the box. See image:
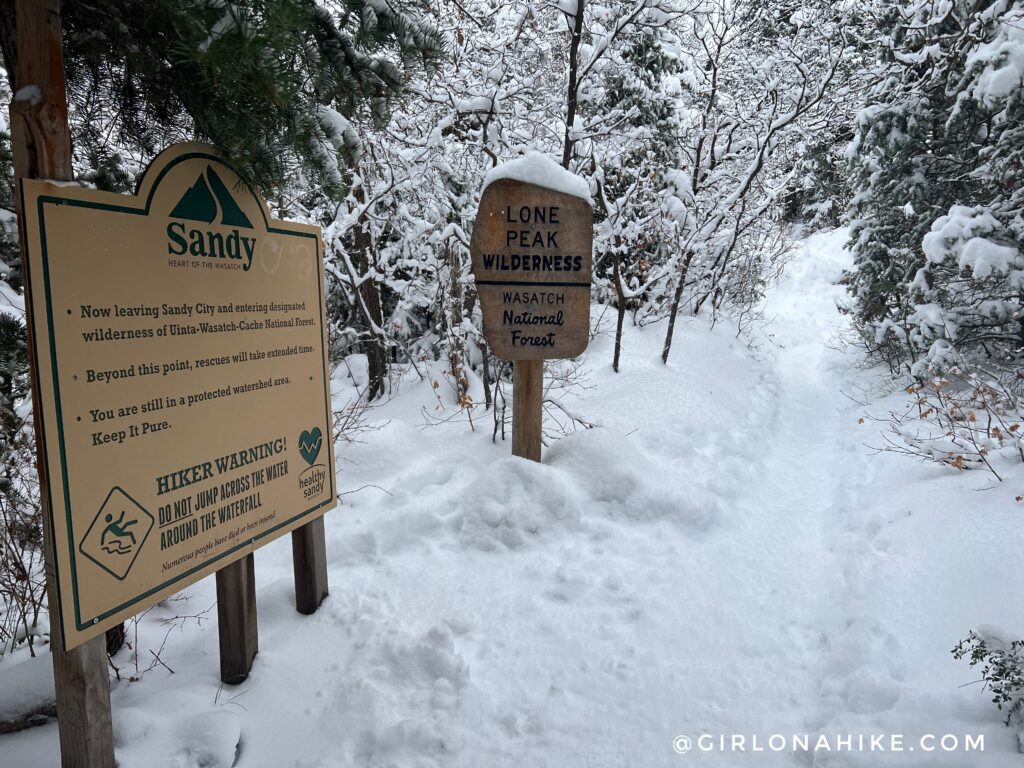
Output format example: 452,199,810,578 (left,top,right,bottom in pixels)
469,155,593,461
20,142,337,651
470,176,593,360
